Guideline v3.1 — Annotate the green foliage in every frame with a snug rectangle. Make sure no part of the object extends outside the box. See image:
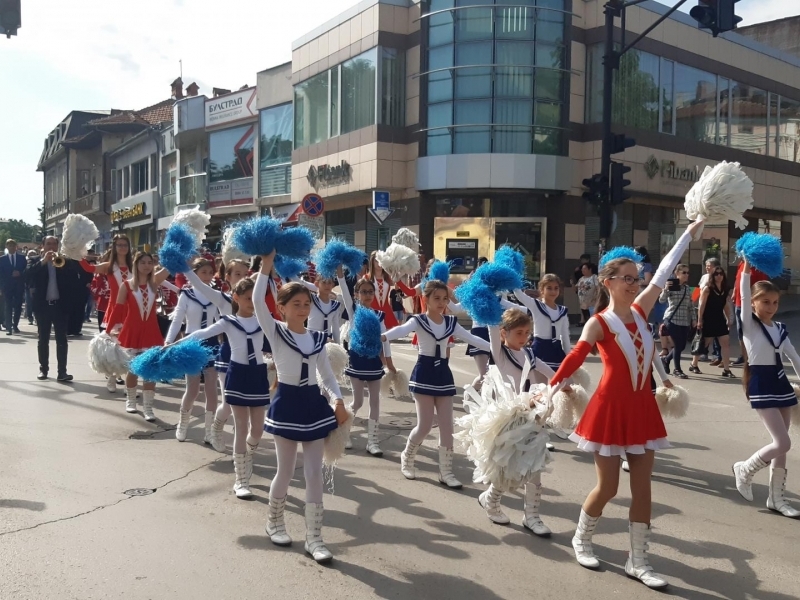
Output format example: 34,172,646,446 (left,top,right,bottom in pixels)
0,218,39,245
